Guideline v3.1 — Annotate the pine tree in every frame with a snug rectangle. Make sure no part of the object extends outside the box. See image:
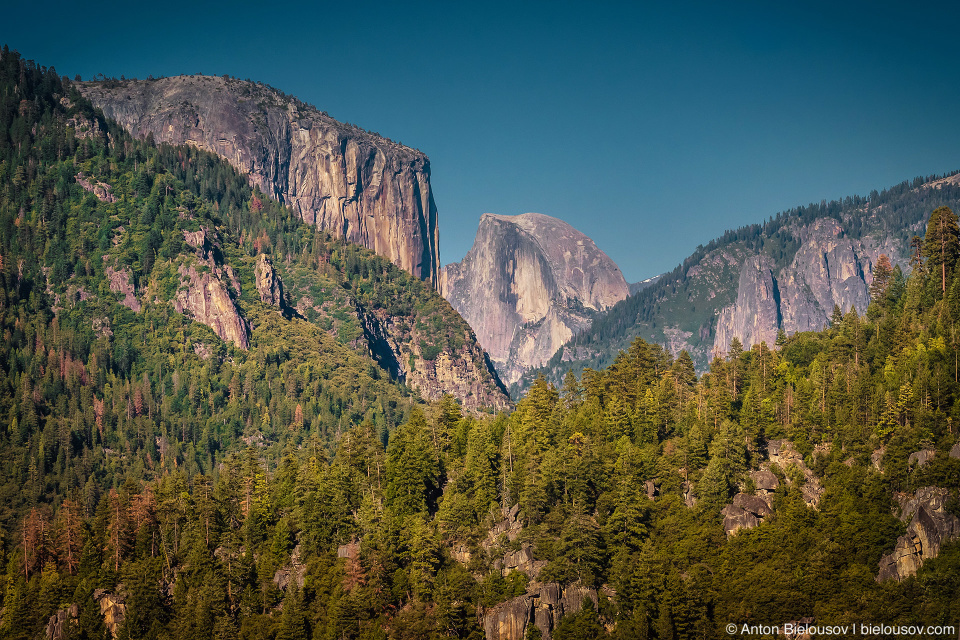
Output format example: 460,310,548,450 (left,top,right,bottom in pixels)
385,408,439,517
924,206,960,292
871,253,893,302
